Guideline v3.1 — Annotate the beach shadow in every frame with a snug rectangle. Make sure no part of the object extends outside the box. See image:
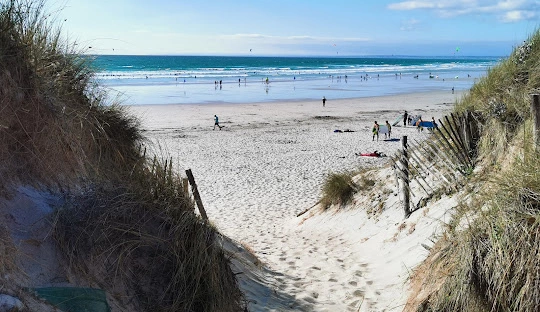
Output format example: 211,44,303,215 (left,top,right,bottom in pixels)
219,235,315,311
